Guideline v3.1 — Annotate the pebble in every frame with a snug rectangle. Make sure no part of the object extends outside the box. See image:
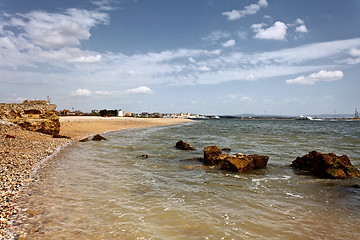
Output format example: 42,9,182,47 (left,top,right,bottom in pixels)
0,122,71,239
